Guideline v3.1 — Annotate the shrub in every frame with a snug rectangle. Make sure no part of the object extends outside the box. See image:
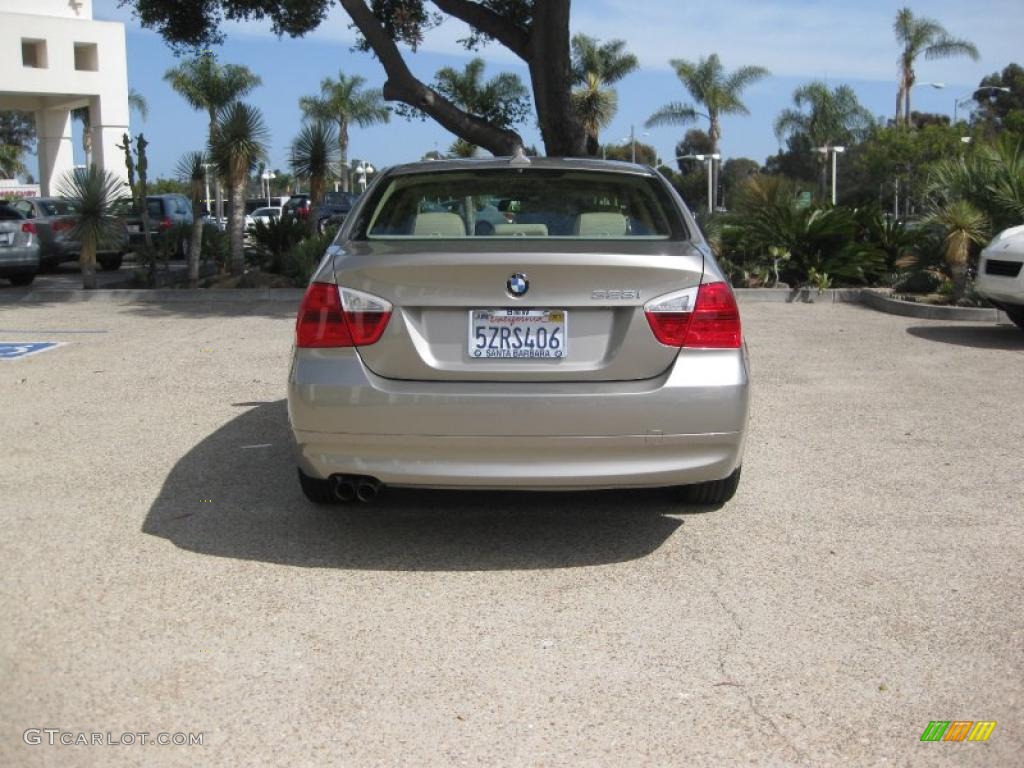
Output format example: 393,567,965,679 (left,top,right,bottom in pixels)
249,214,307,273
282,229,336,286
